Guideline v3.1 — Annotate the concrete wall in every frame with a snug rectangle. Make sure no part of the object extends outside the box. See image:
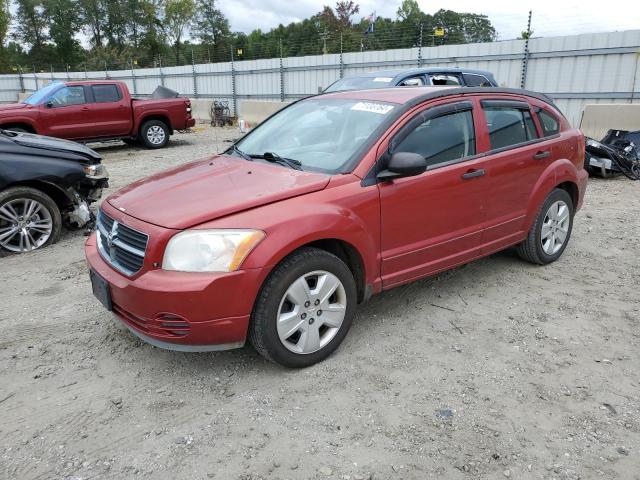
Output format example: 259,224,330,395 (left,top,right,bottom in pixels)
580,103,640,139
